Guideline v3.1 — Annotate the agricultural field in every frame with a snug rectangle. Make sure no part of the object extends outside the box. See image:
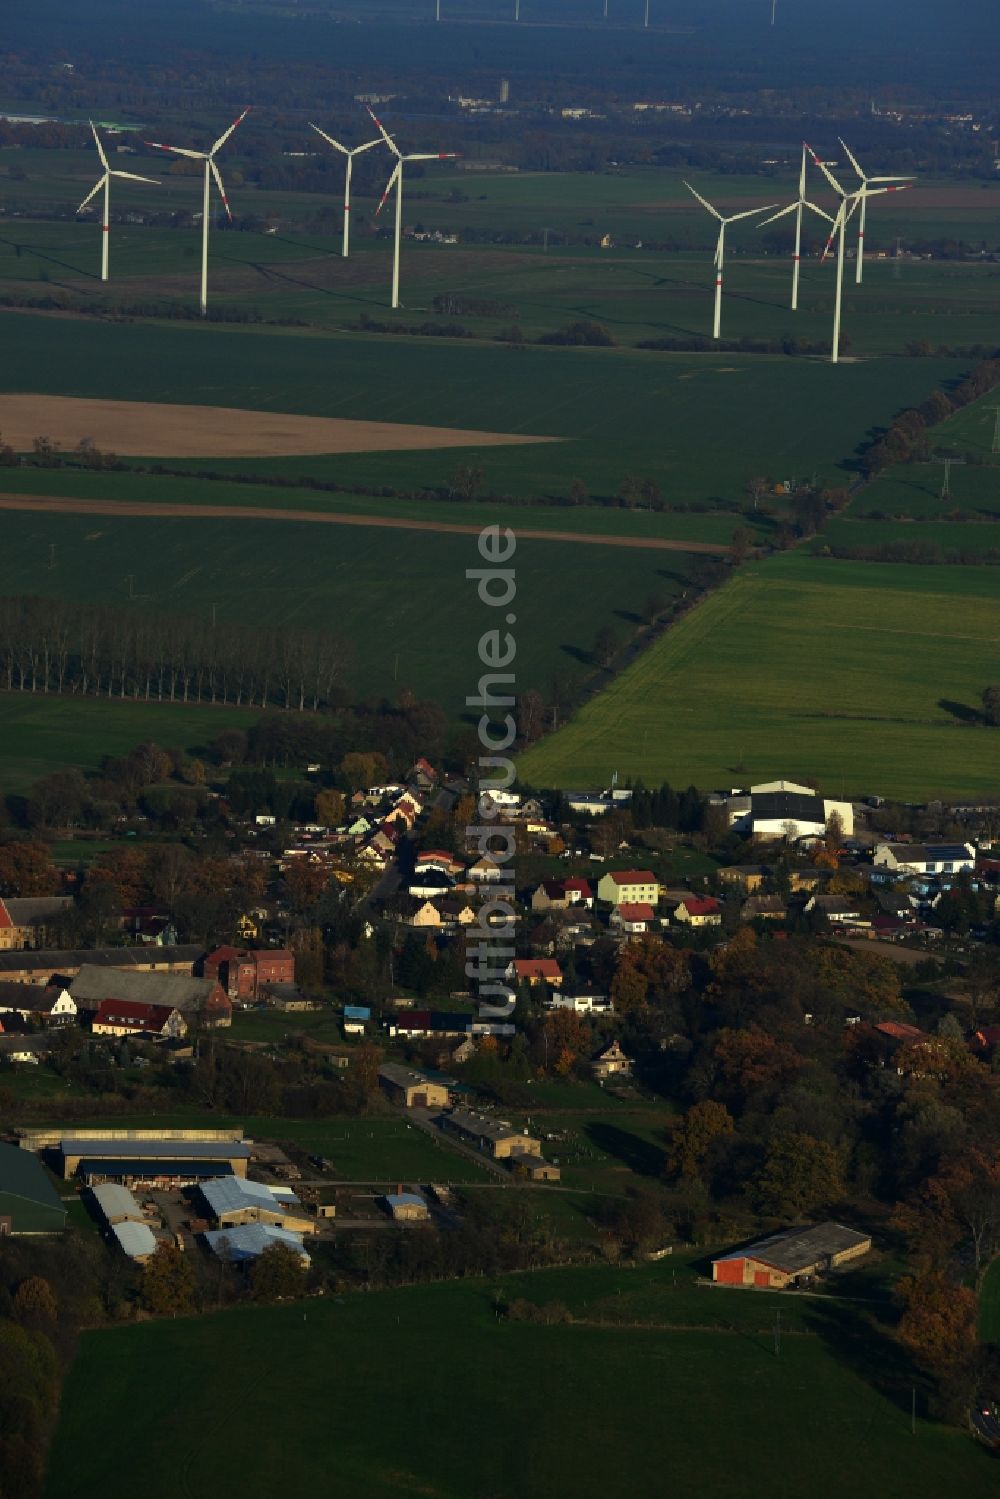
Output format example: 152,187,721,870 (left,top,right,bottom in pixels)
518,551,1000,801
0,694,257,793
47,1262,997,1499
